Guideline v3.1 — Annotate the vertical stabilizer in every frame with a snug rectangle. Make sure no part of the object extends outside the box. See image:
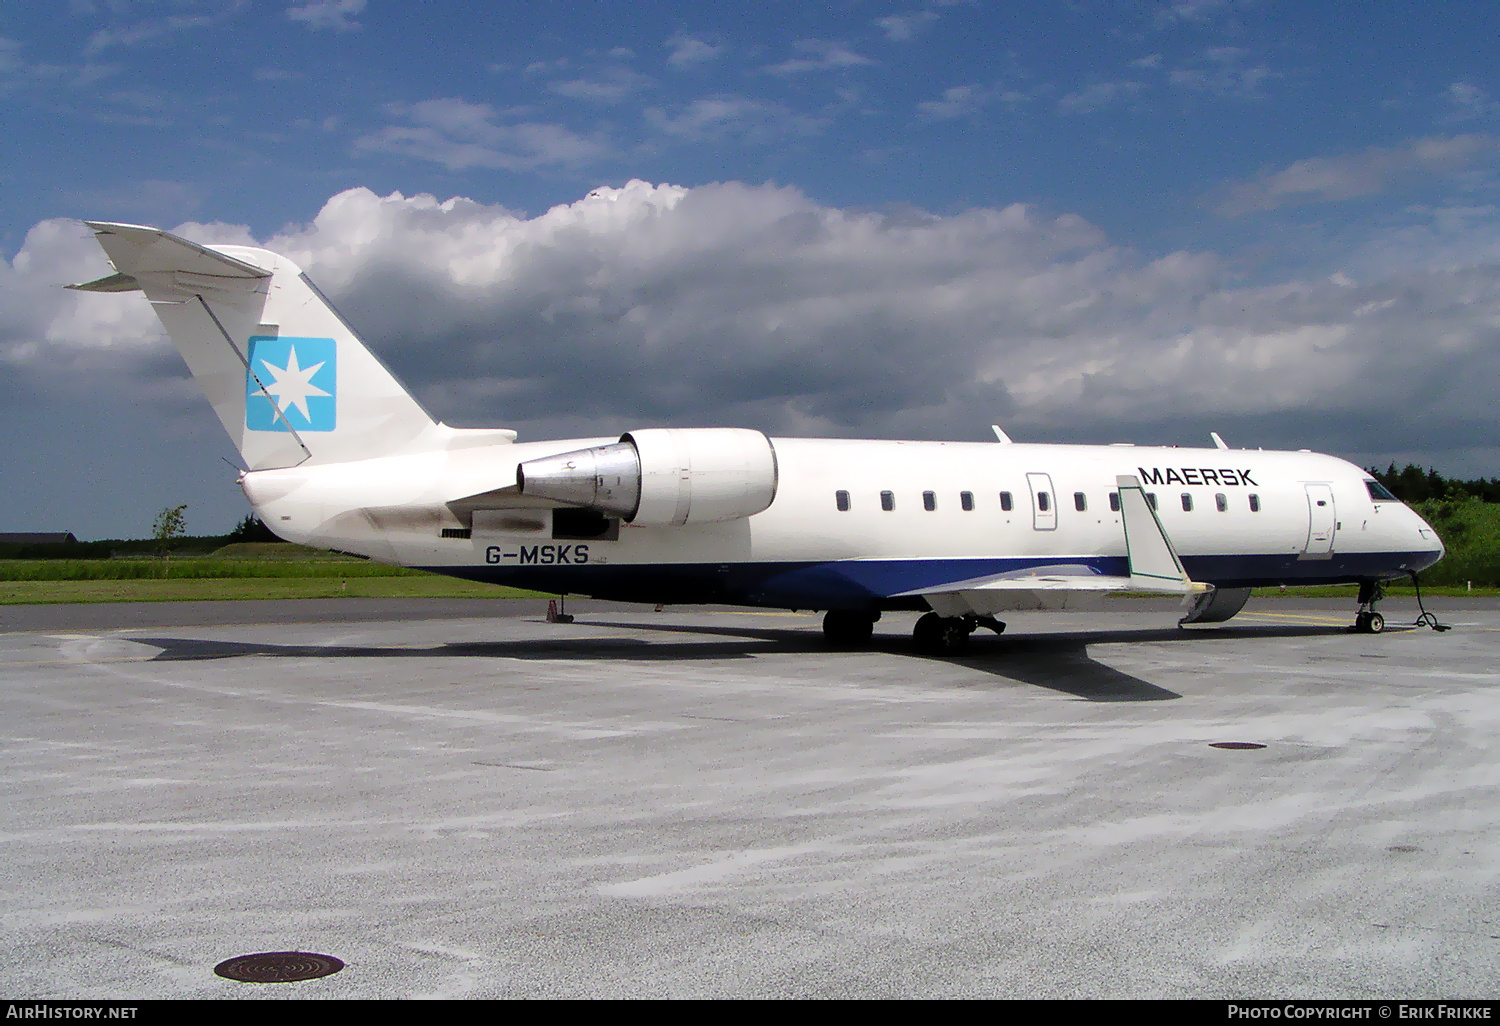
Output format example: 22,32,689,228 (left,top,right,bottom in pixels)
71,222,443,470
